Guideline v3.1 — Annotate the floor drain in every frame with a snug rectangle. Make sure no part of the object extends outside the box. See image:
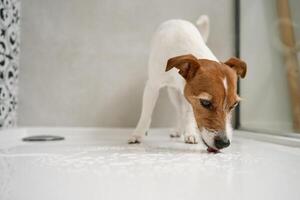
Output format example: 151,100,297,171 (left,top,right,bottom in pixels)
22,135,65,142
